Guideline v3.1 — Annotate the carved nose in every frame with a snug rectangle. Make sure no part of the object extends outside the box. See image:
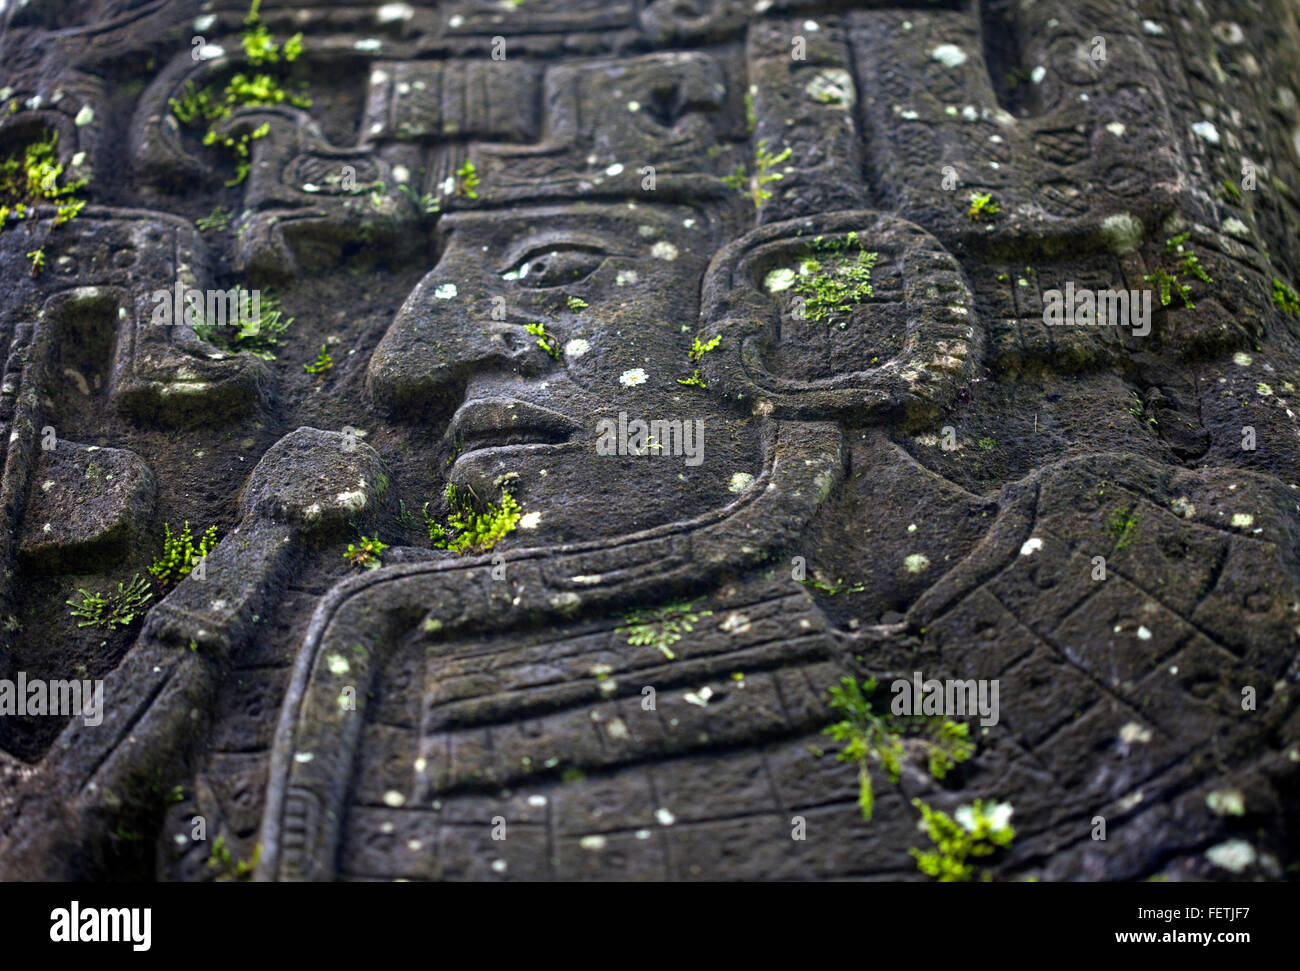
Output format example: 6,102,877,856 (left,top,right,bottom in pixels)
366,287,553,414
